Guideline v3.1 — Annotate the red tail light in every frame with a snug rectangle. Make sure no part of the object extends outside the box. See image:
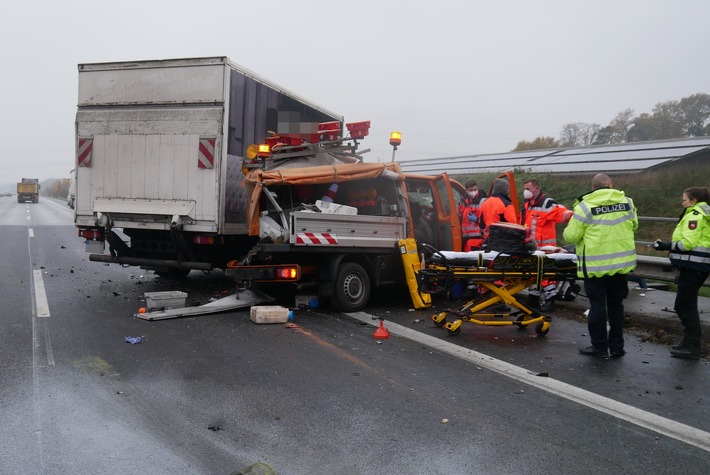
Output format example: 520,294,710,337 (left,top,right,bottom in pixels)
79,228,103,240
276,267,299,280
226,264,301,283
193,235,215,245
